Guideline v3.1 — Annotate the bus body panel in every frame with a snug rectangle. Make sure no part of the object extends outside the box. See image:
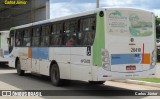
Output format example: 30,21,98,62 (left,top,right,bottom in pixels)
49,47,71,79
70,47,92,81
0,31,9,64
100,8,156,80
7,8,156,83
